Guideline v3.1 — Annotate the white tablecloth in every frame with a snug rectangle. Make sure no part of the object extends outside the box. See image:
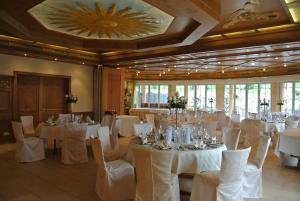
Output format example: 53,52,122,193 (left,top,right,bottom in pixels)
115,115,139,137
262,121,285,133
126,140,226,174
129,108,169,120
37,123,101,140
275,129,300,157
